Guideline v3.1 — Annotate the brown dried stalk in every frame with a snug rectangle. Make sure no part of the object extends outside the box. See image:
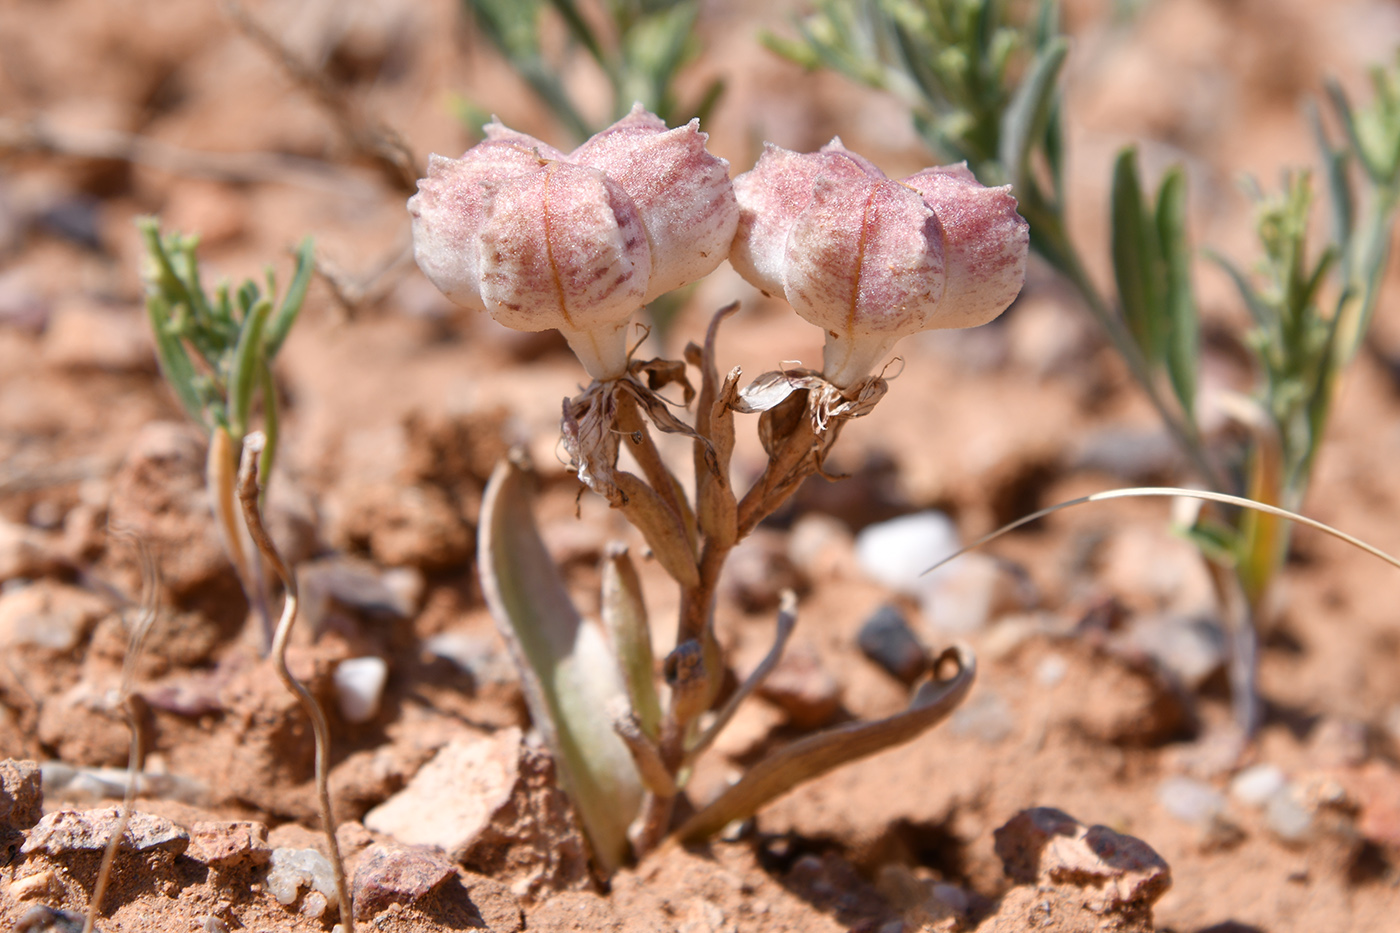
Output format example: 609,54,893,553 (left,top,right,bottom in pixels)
236,433,353,931
84,527,159,933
